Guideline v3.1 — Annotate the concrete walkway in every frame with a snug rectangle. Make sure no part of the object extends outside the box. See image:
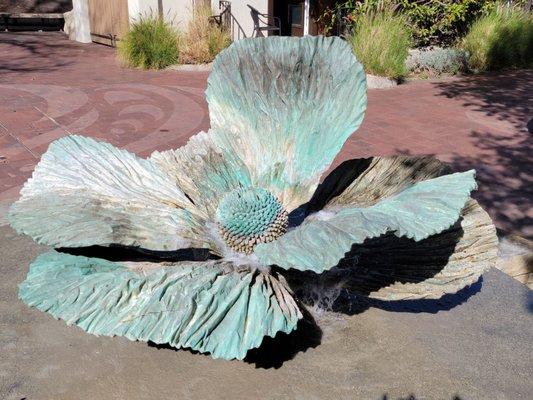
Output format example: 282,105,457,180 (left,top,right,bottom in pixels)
1,32,531,238
1,225,532,399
